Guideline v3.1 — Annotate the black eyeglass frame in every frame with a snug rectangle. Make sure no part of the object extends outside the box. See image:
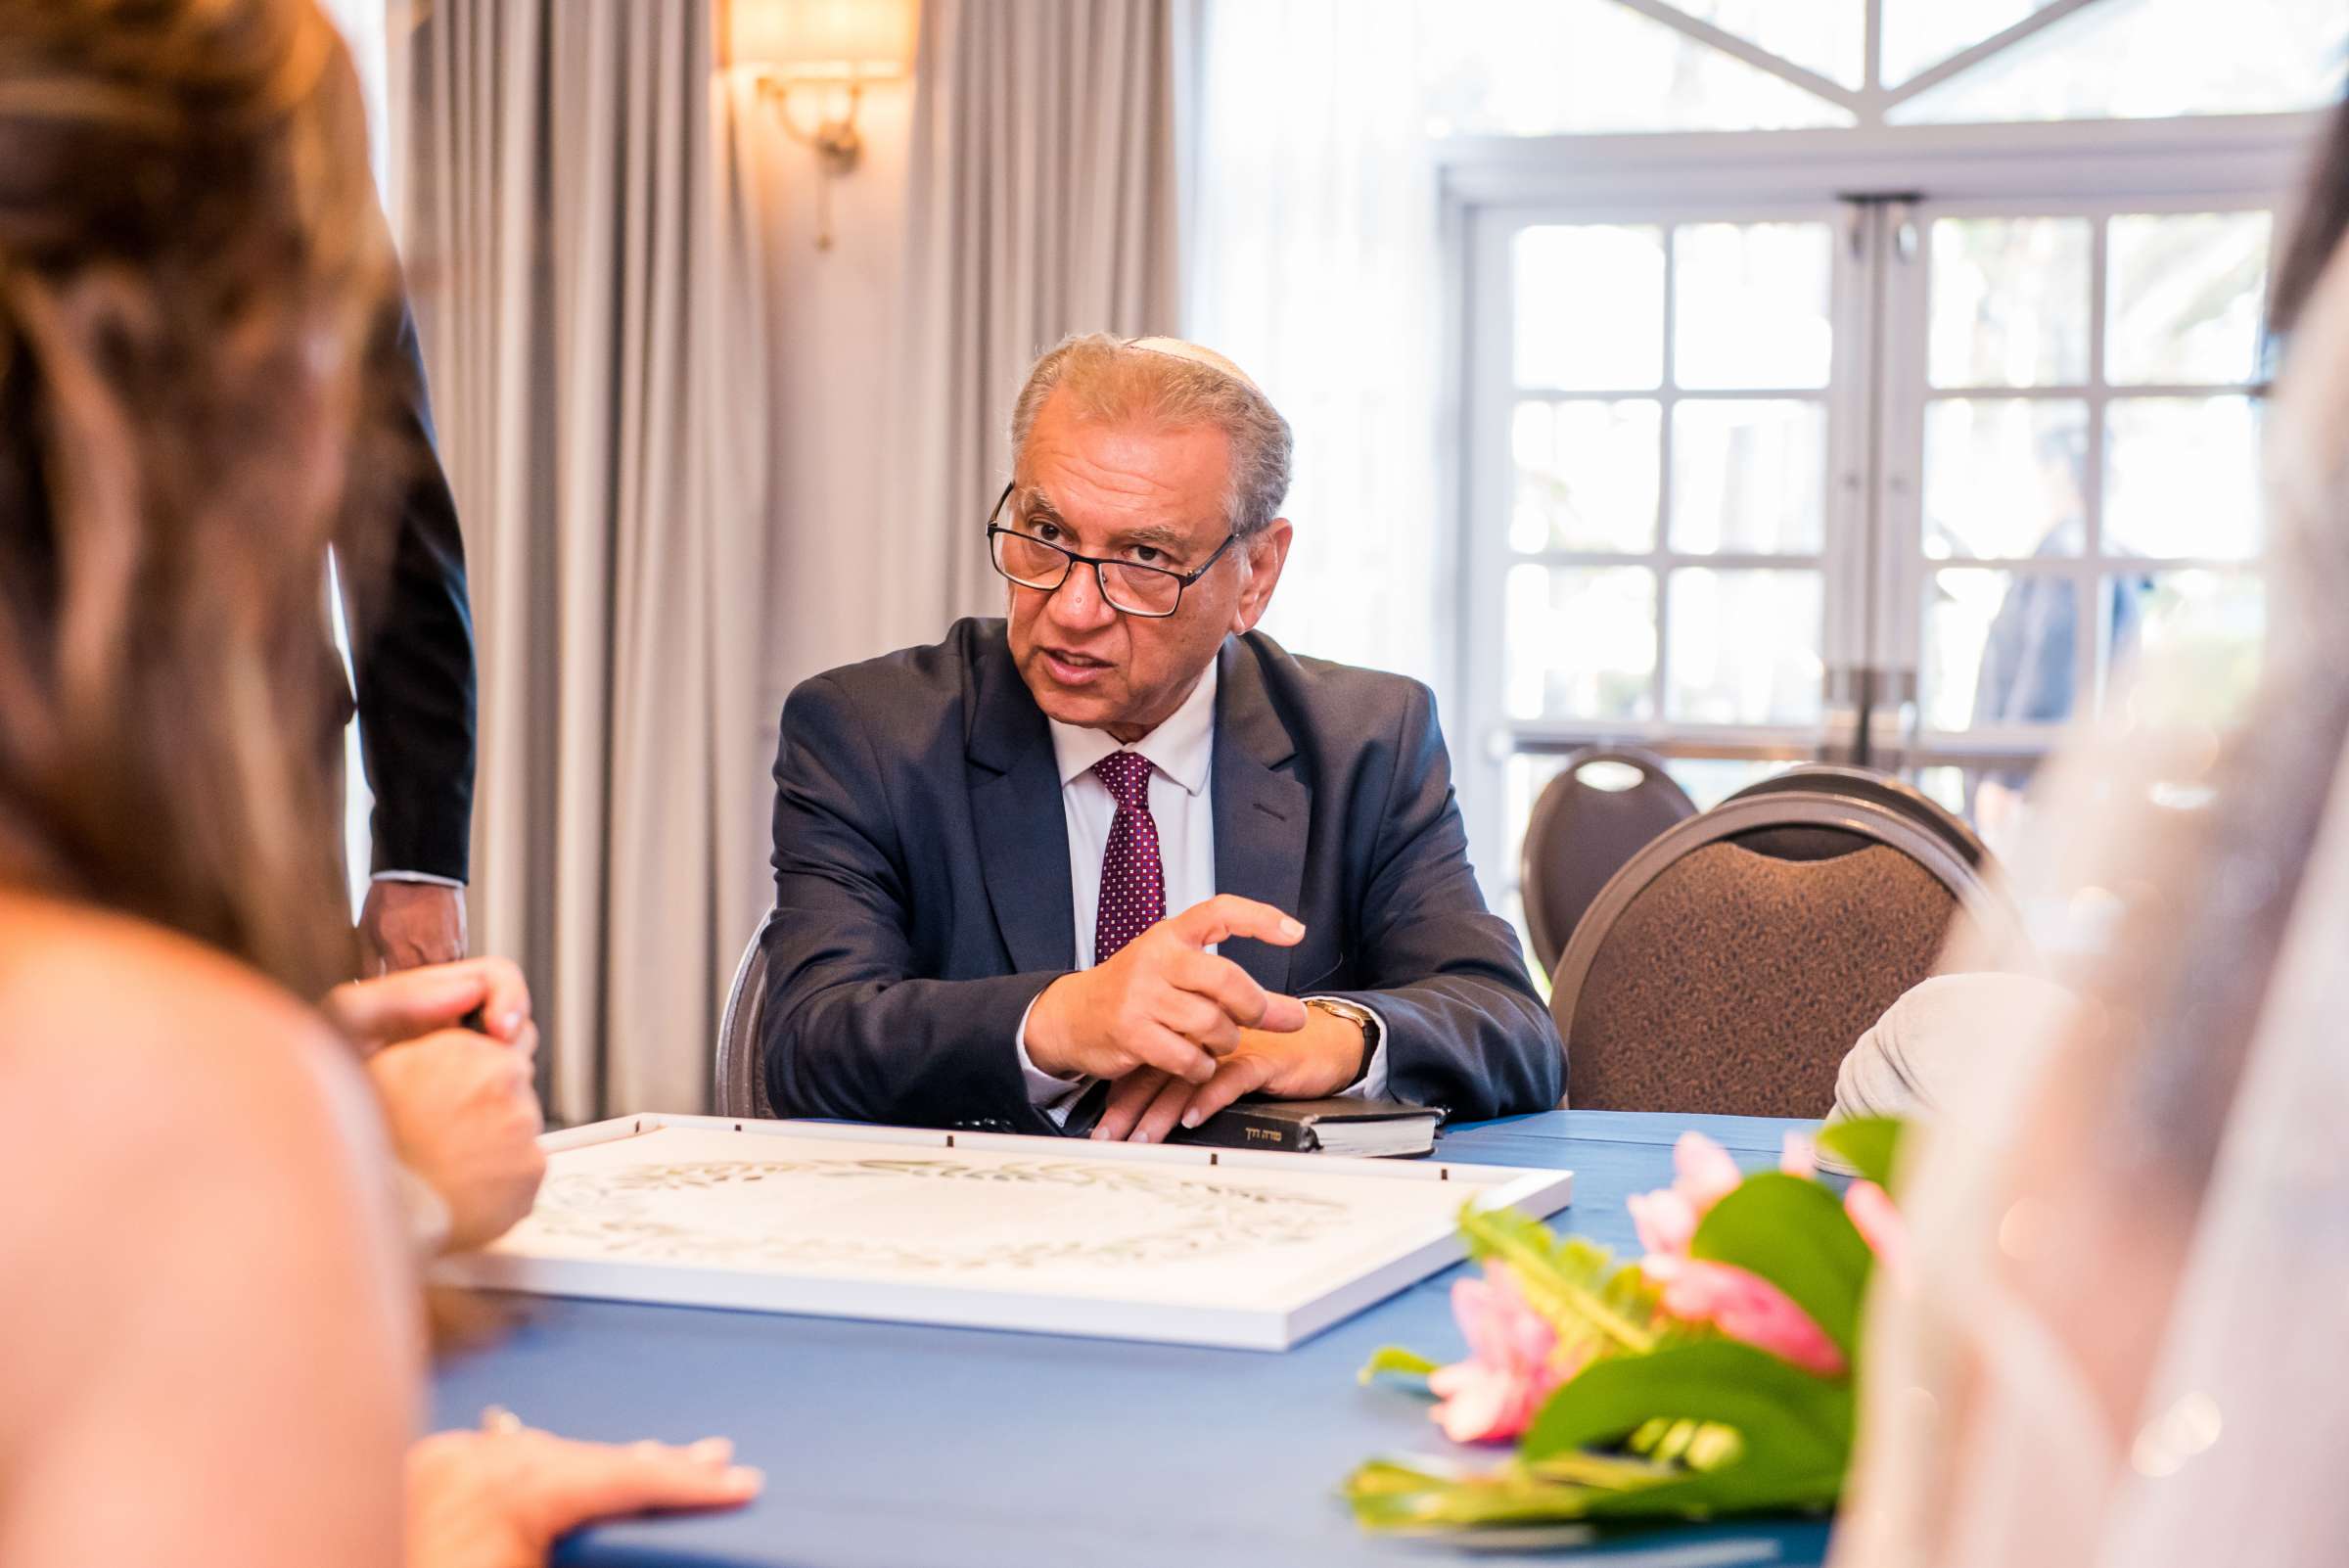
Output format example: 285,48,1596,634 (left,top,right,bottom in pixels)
984,483,1238,619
